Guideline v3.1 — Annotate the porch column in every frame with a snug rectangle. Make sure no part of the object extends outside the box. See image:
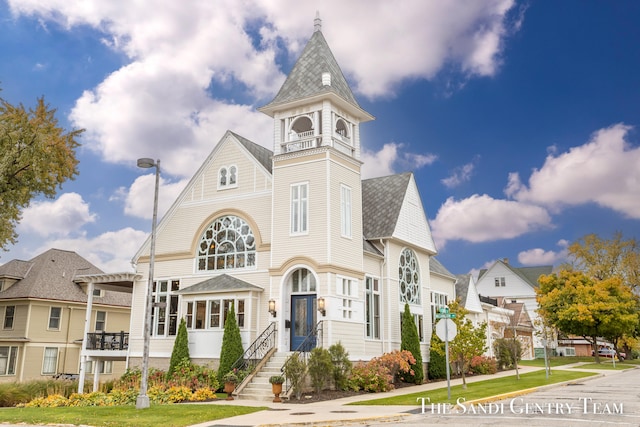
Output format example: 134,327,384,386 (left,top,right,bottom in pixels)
78,281,95,393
